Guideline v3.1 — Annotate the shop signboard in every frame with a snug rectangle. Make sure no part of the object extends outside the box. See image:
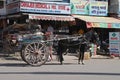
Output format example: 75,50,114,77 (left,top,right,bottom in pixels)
70,0,89,15
89,1,108,16
20,1,71,14
109,32,120,55
70,0,108,16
